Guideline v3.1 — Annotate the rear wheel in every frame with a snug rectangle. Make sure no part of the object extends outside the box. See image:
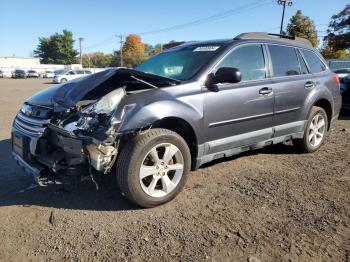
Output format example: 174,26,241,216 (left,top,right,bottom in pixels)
116,128,191,207
294,106,328,153
60,78,67,83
